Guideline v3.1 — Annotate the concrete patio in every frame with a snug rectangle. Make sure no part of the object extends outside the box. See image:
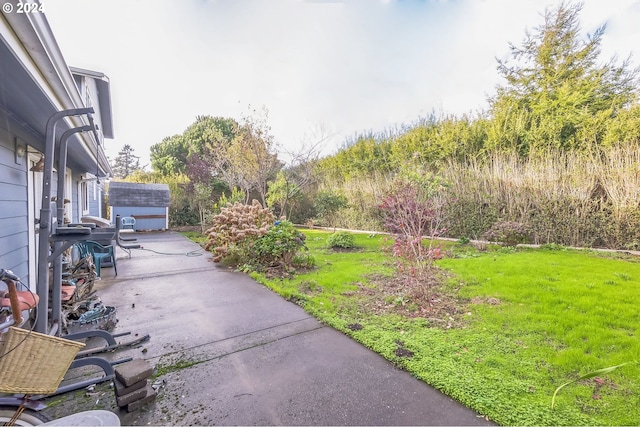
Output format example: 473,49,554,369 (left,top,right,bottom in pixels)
43,231,492,426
